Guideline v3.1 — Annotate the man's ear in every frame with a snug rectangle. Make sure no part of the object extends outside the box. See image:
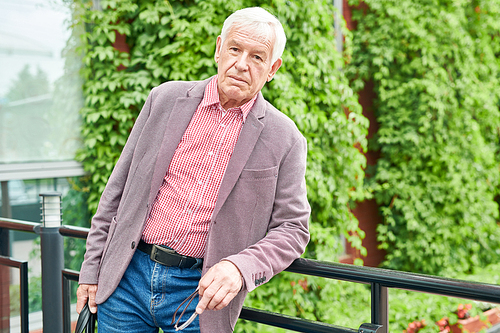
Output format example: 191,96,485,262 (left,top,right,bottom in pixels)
267,58,282,82
214,36,222,63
